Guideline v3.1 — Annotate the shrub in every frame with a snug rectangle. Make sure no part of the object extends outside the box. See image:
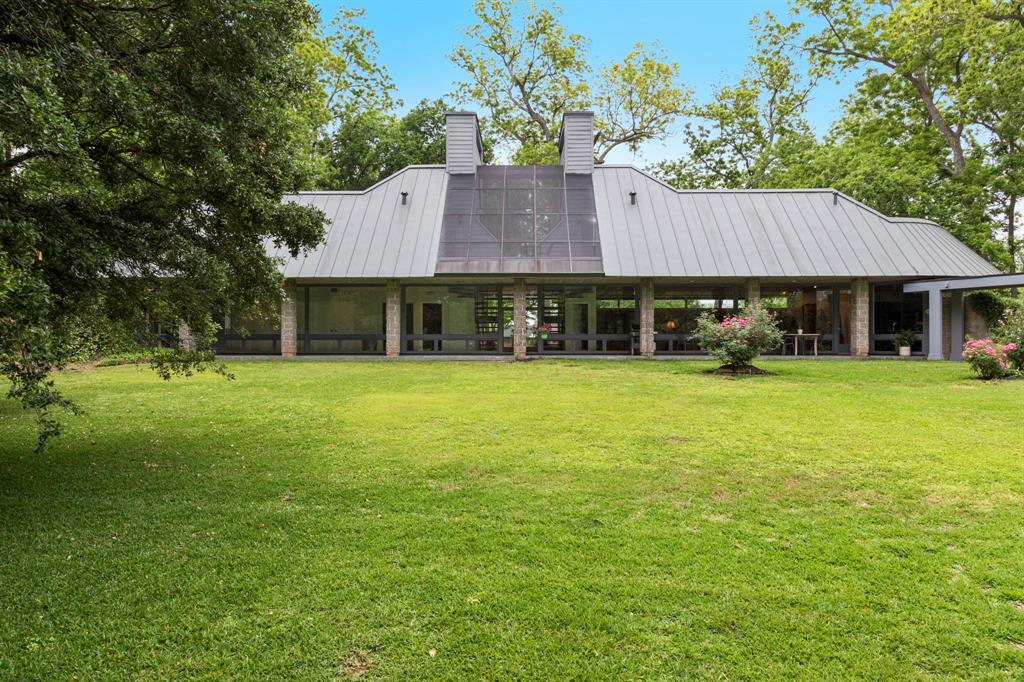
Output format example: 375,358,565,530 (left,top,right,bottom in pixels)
693,305,784,368
994,306,1024,371
962,338,1013,380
